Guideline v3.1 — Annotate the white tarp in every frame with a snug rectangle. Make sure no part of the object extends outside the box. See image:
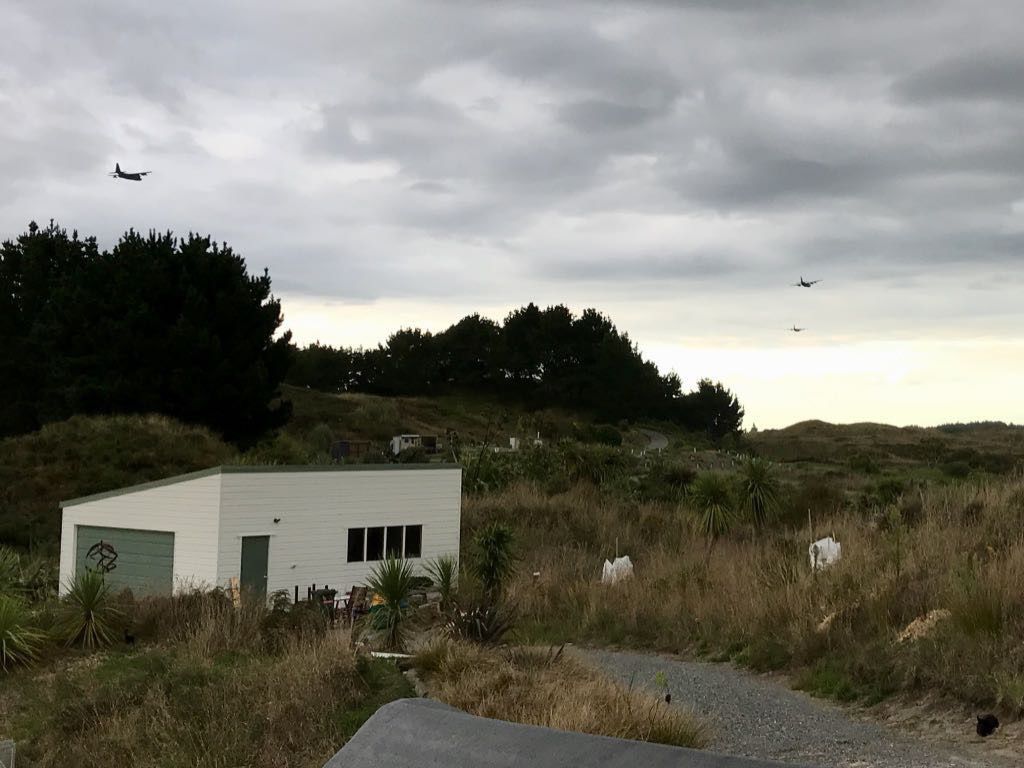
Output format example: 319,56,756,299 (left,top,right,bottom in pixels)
601,555,634,585
809,537,841,570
